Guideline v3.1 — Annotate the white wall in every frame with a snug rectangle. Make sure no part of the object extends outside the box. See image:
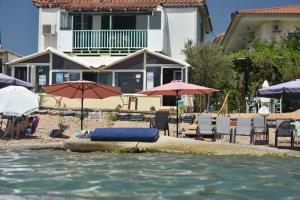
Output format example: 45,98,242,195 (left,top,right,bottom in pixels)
148,7,164,52
38,8,60,51
57,30,73,52
163,7,198,61
256,20,300,41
